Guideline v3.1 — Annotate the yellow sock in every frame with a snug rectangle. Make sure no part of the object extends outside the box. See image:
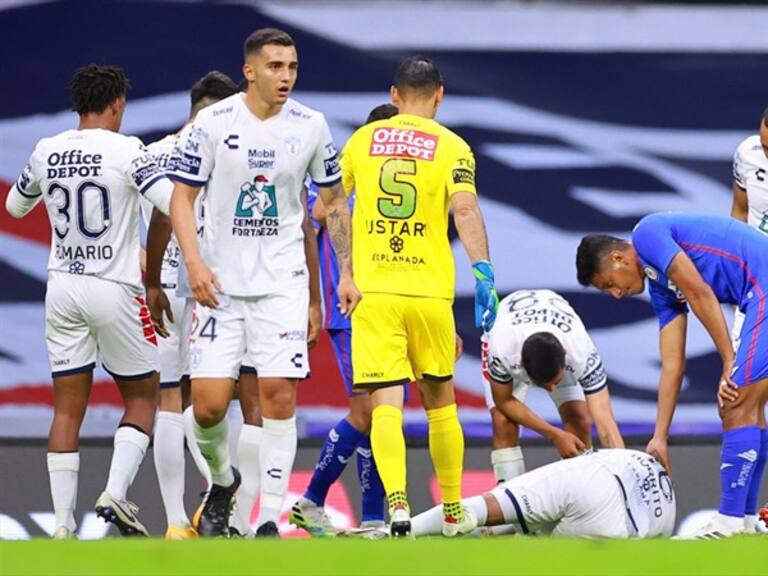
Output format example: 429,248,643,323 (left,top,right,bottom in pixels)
427,403,464,508
371,405,407,501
